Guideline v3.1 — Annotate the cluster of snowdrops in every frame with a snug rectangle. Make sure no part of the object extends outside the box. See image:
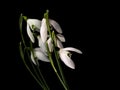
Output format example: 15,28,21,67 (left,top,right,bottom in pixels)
19,10,82,90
